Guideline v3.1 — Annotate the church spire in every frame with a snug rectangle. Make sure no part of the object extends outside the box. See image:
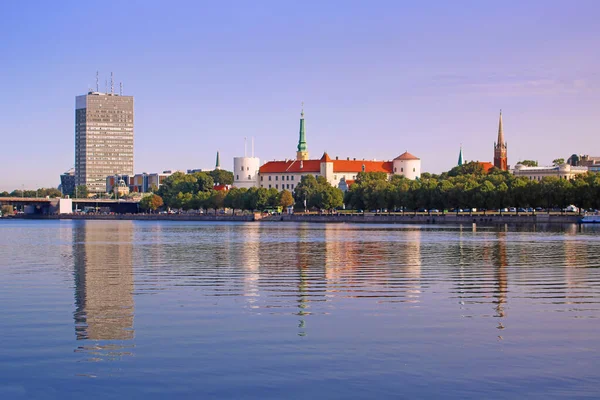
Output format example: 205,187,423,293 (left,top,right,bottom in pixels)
296,103,309,160
215,151,221,170
458,145,464,166
497,109,504,146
